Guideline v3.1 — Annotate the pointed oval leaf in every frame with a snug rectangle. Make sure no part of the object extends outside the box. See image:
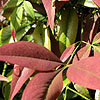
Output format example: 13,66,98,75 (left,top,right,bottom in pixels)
0,56,62,71
93,46,100,57
60,44,75,62
21,70,63,100
73,44,91,63
93,32,100,44
0,41,61,63
42,0,55,30
9,65,34,100
24,1,34,19
67,57,100,90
